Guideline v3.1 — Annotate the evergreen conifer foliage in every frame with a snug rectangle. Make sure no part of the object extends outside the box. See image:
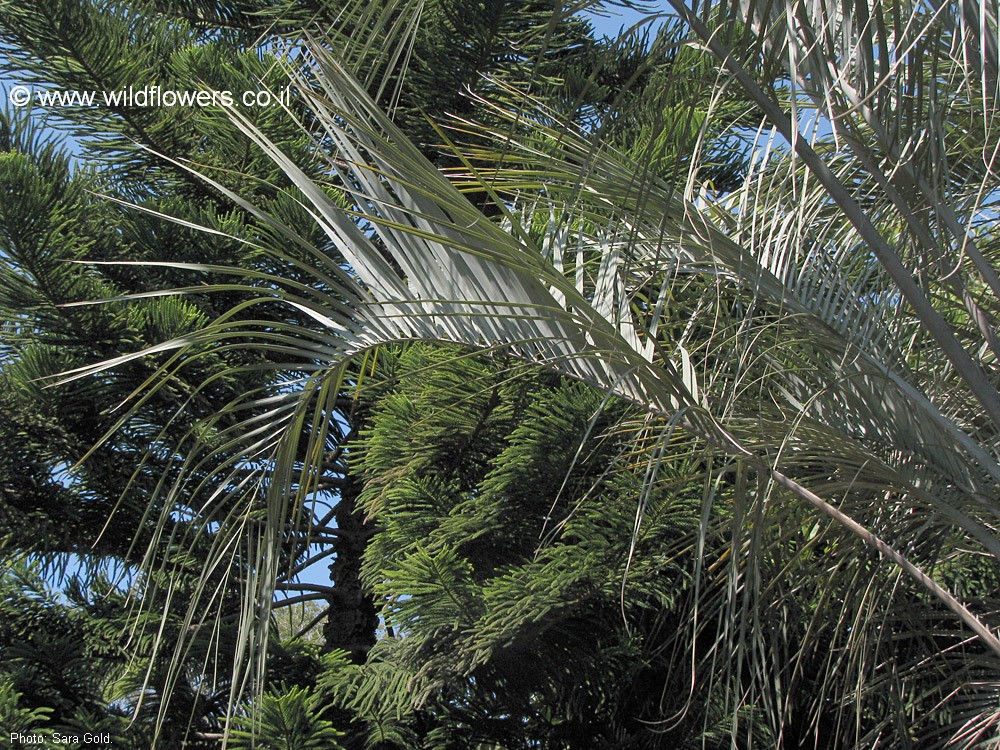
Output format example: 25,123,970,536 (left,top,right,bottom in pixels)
345,344,708,747
83,14,1000,749
4,0,1000,747
1,1,705,746
0,1,380,741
